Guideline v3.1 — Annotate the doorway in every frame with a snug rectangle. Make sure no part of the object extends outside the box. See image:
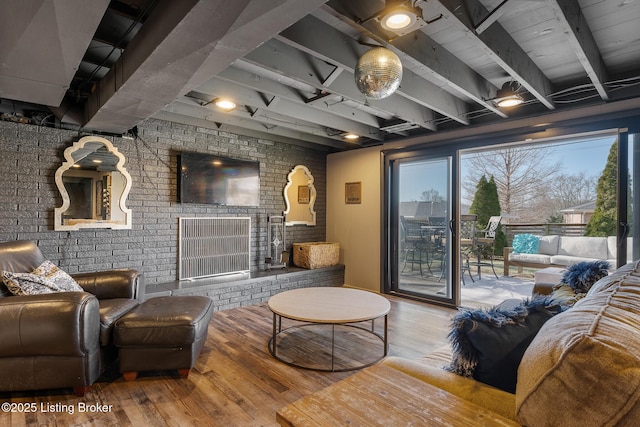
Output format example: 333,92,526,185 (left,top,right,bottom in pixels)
385,149,458,306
